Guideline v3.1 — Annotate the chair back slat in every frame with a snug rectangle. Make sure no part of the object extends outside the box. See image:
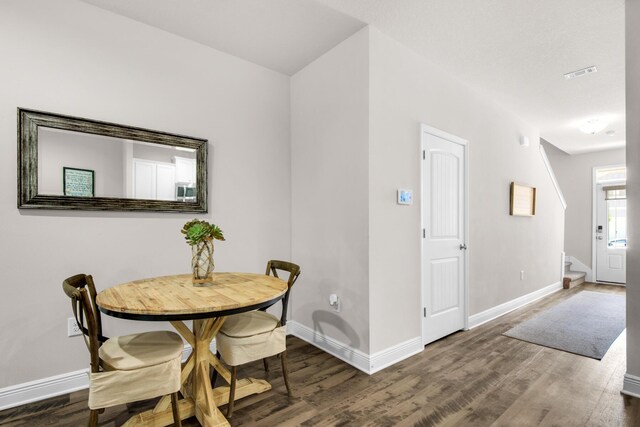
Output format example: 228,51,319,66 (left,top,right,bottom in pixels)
264,260,301,326
62,274,103,373
85,275,103,338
